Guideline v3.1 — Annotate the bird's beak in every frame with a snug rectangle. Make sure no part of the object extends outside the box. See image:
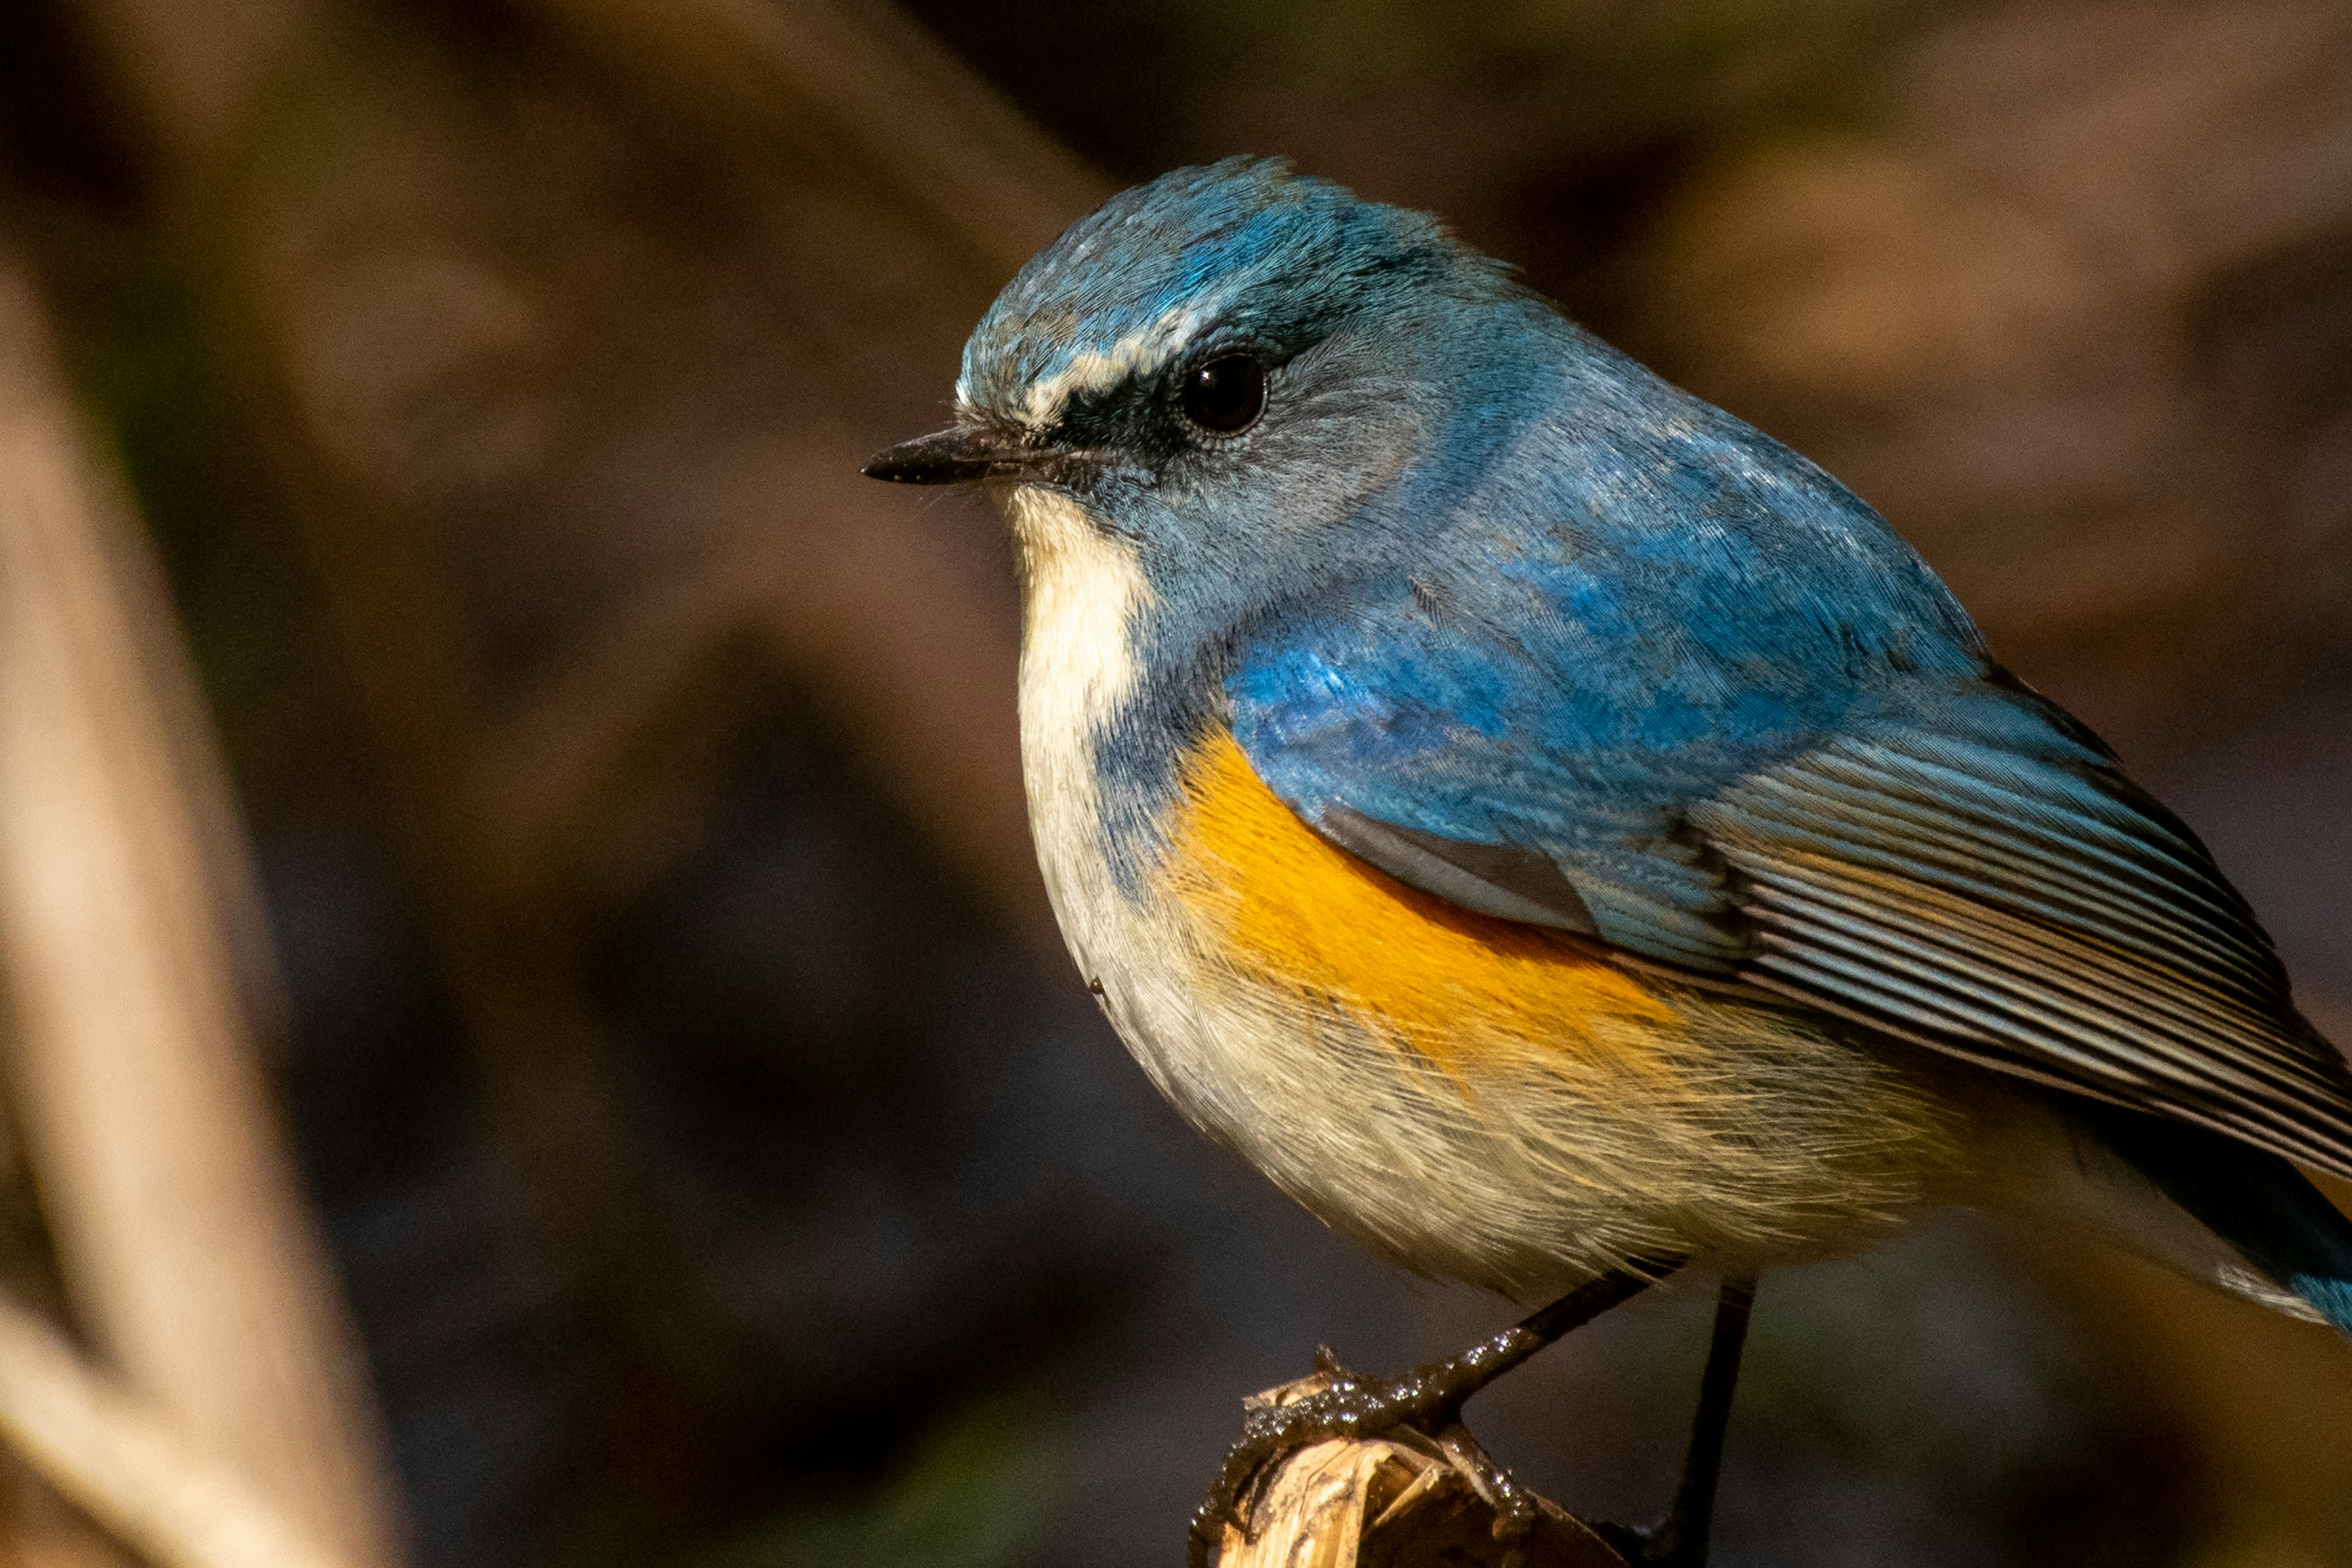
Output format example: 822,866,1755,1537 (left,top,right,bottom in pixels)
861,423,1043,485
